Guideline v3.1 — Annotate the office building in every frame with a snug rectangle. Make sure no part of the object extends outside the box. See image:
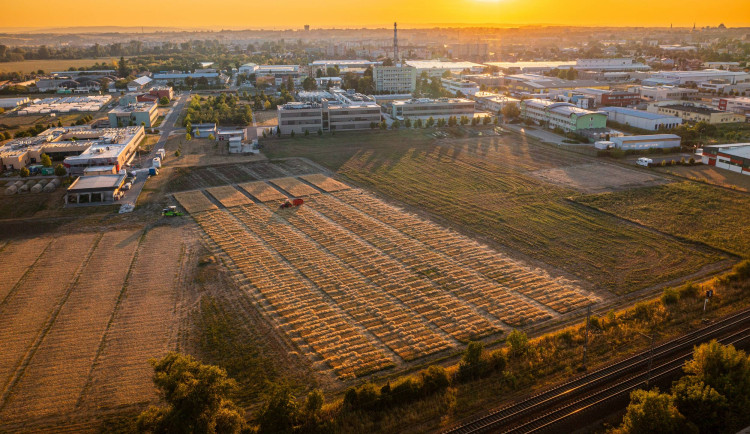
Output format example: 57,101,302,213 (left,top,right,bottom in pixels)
108,102,158,128
471,92,520,113
373,65,417,93
715,97,750,116
520,99,607,132
277,90,381,135
502,74,608,95
629,85,699,102
441,77,480,96
389,98,475,121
